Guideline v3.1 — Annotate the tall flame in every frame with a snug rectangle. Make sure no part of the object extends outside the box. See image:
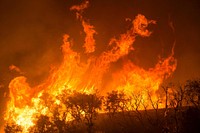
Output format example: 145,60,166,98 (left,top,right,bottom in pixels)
70,0,97,53
4,1,177,132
